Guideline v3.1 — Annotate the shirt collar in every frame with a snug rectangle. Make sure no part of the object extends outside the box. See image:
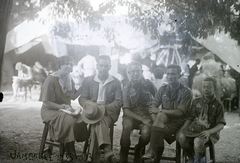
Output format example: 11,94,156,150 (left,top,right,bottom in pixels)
130,77,145,87
202,94,216,104
94,73,114,85
166,82,181,91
